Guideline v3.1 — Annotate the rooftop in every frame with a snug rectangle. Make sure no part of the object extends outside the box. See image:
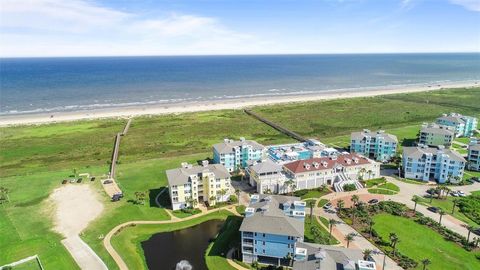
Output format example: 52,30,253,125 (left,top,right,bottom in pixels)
239,194,304,237
213,137,265,154
166,162,230,186
248,159,283,174
351,129,398,143
283,153,373,174
420,123,455,136
403,145,466,162
437,113,467,124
